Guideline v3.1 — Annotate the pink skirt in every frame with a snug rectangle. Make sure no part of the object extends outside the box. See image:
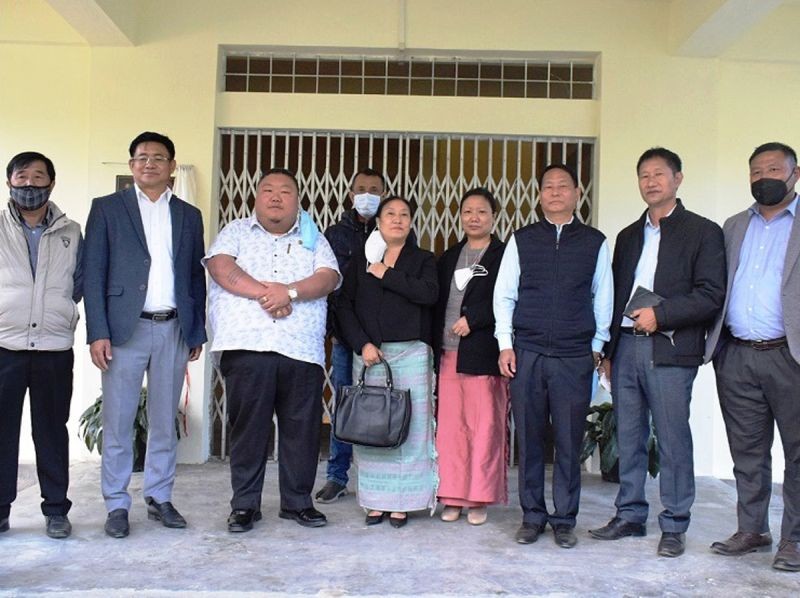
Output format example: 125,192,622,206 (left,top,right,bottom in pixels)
436,350,509,507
